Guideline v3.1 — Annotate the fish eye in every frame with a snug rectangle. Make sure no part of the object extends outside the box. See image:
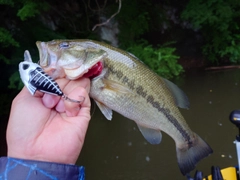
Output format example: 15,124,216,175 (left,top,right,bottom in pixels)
59,42,69,49
23,64,29,70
